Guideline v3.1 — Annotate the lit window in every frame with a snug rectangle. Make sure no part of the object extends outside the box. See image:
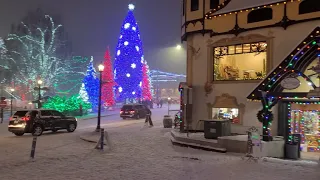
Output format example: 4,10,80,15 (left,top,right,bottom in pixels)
213,42,267,81
235,45,242,54
212,108,240,124
228,46,235,54
243,44,251,53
